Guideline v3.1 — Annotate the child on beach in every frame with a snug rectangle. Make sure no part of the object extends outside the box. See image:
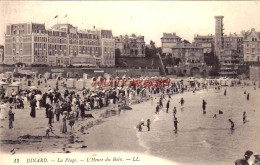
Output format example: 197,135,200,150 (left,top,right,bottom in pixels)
69,111,75,130
137,120,144,132
46,125,52,138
